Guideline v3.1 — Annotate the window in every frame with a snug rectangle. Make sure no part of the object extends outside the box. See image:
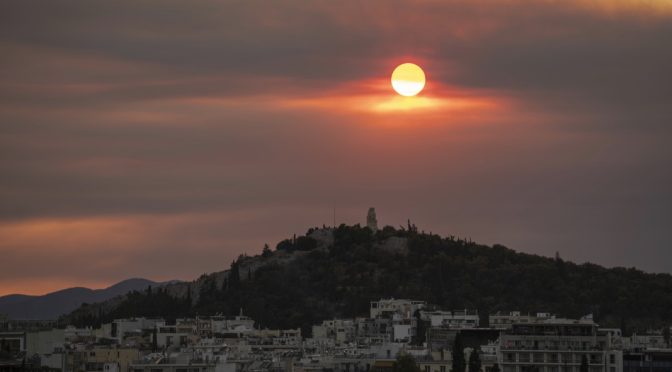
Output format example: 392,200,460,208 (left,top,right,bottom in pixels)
440,366,446,372
609,355,615,364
